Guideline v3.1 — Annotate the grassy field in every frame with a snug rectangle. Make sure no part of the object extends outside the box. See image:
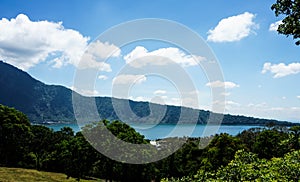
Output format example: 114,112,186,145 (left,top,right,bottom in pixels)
0,167,102,182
